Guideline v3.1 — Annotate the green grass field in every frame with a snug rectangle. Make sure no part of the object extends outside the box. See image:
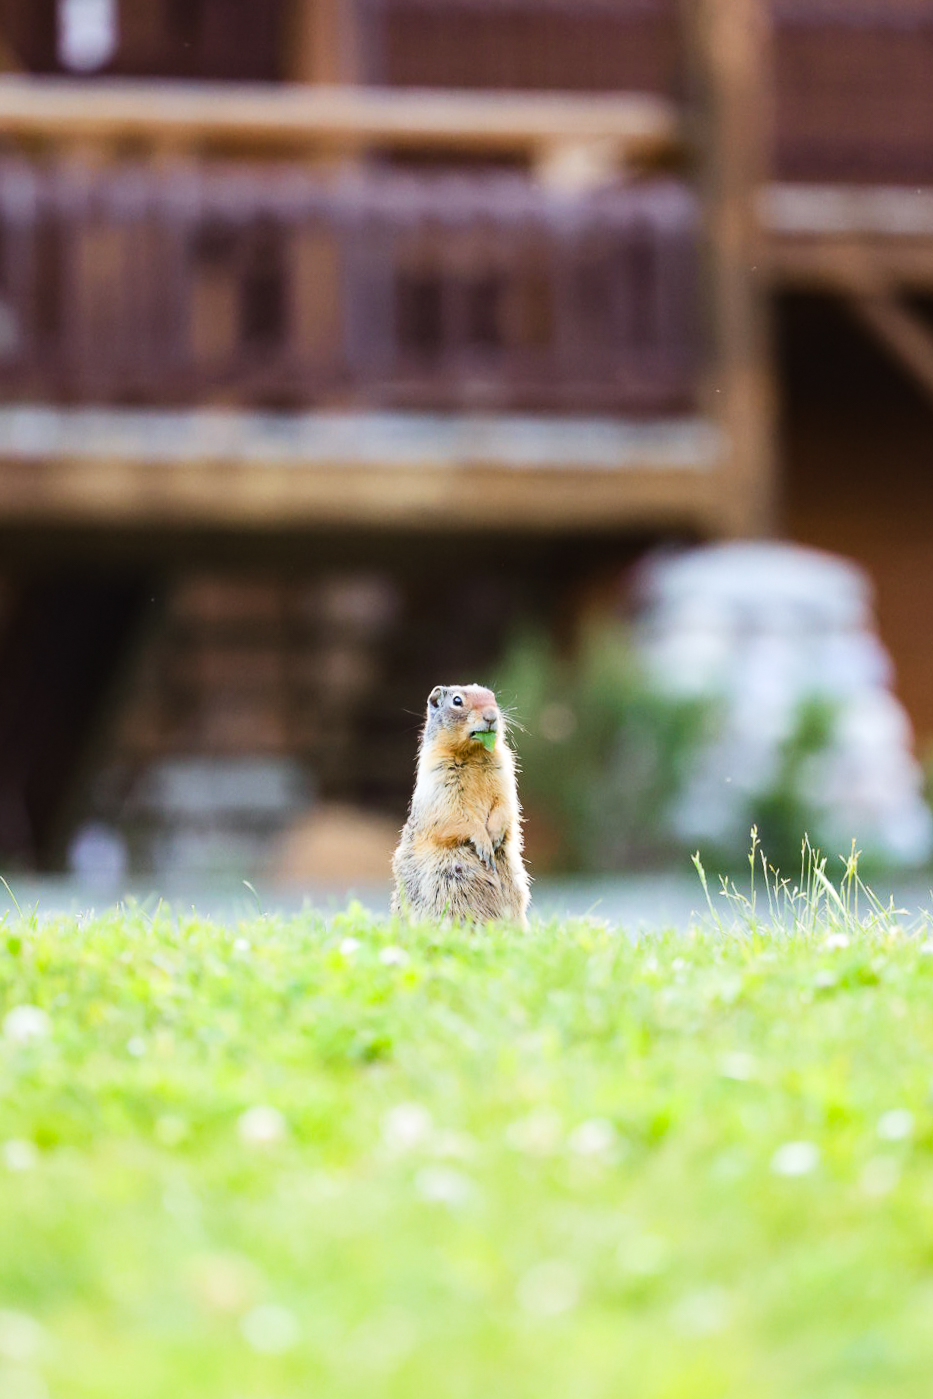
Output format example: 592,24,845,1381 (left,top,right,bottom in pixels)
2,866,933,1399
